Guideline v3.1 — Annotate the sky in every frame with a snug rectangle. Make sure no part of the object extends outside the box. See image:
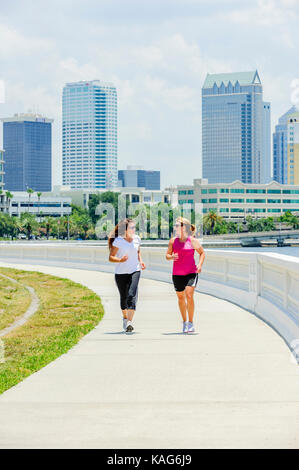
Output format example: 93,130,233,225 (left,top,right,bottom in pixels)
0,0,298,189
